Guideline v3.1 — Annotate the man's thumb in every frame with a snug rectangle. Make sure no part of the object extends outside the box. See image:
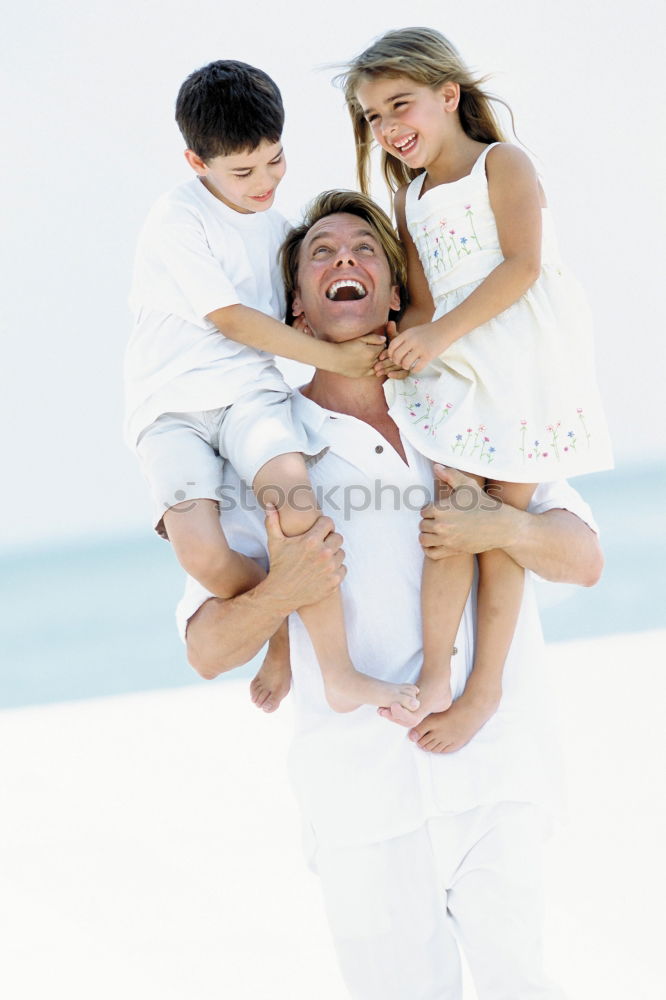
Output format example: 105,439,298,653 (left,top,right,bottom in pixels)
264,503,284,540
